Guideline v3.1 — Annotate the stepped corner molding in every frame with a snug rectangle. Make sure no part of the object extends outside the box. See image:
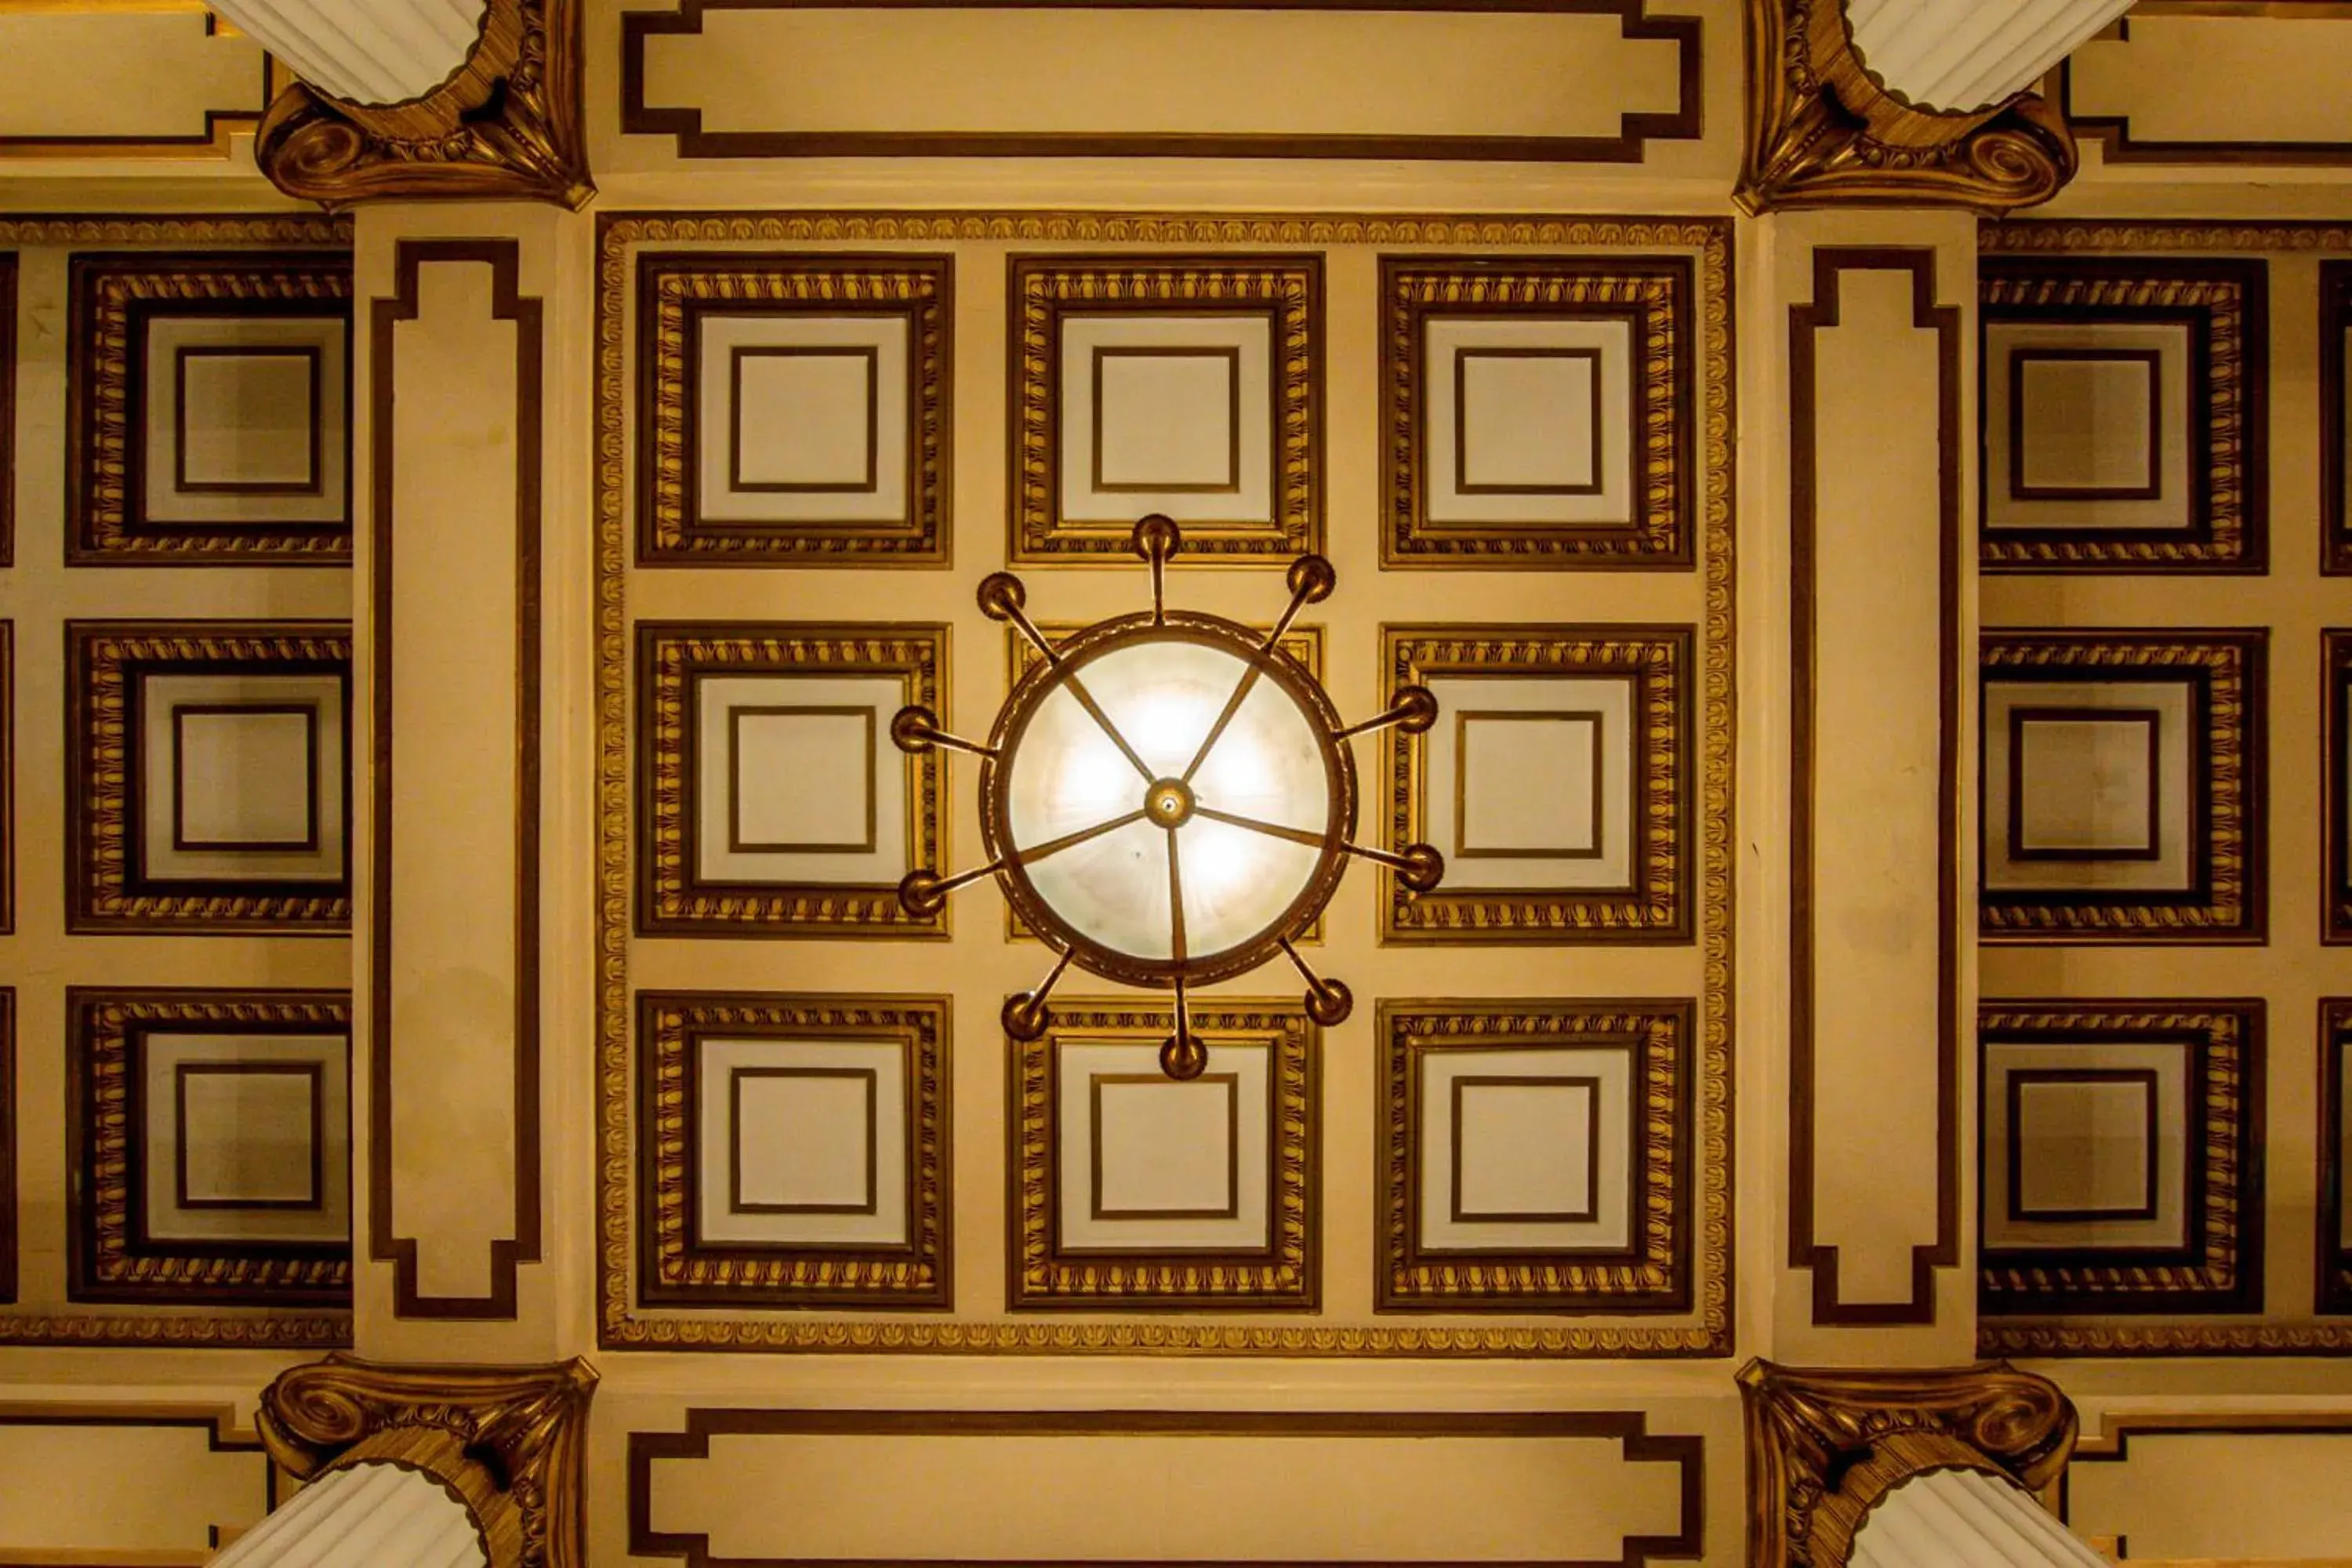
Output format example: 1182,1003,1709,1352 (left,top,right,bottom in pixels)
252,0,592,210
257,1354,597,1568
1737,0,2079,215
1740,1359,2080,1568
